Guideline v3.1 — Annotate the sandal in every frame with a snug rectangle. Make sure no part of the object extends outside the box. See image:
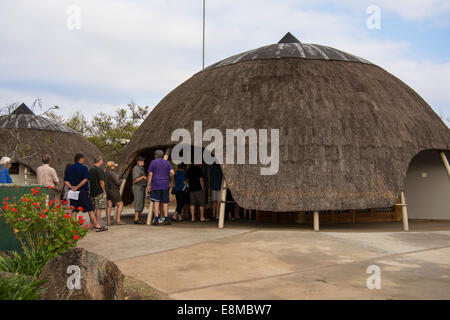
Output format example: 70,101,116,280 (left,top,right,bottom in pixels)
134,220,145,225
95,226,108,232
200,219,211,223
